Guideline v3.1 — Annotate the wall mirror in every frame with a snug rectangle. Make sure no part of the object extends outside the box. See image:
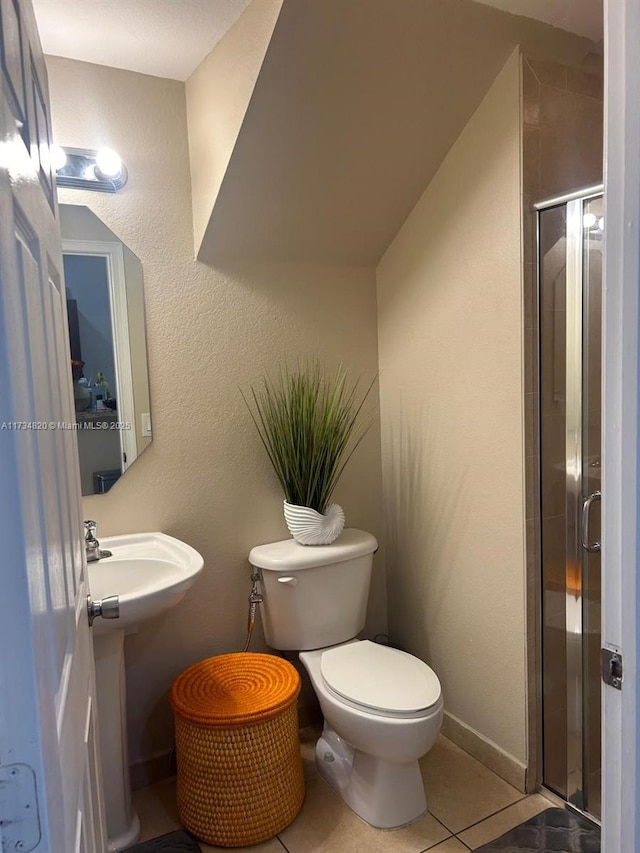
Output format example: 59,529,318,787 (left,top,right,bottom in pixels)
61,205,152,495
